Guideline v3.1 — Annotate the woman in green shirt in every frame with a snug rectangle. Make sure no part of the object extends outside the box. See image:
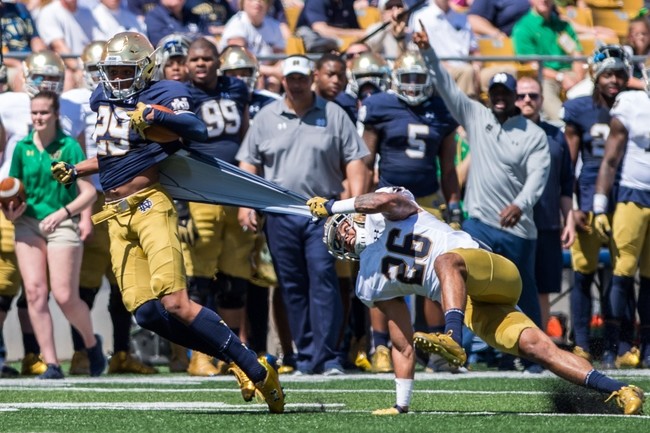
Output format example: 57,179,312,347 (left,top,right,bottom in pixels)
1,91,103,379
